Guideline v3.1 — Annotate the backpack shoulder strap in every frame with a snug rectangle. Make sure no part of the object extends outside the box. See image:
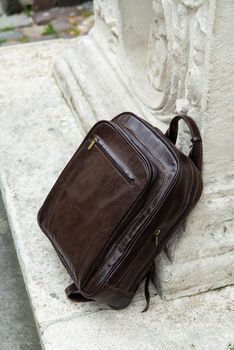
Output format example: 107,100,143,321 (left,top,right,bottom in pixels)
165,115,203,172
